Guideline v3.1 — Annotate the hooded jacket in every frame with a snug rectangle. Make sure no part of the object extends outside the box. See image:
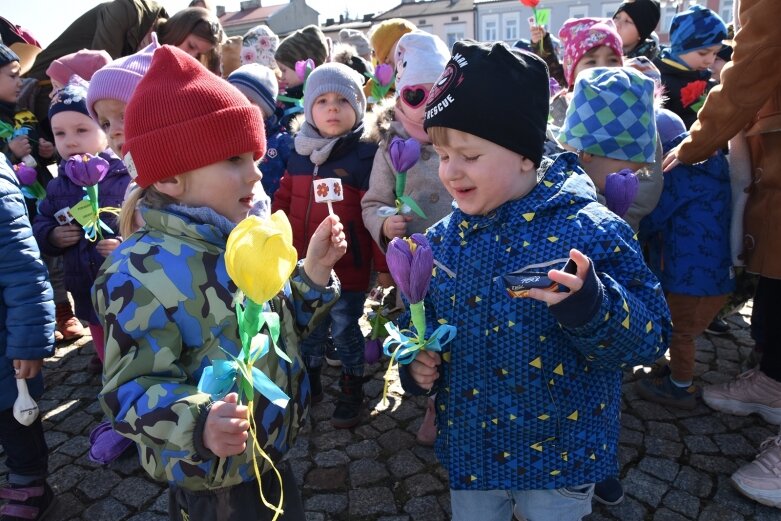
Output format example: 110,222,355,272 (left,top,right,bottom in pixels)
33,149,129,323
93,206,339,491
361,100,453,250
0,158,54,412
654,52,717,129
401,152,671,491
